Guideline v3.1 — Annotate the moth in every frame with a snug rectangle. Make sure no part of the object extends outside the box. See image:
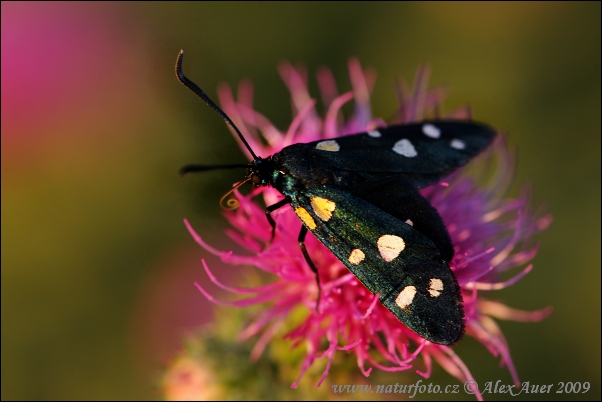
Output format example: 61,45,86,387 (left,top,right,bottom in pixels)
176,50,496,345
